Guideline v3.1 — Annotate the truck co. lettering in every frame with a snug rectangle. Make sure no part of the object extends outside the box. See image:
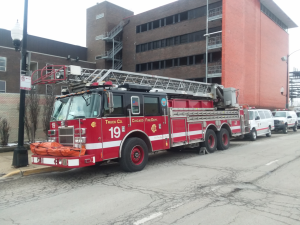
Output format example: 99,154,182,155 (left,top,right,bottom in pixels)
105,119,123,124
